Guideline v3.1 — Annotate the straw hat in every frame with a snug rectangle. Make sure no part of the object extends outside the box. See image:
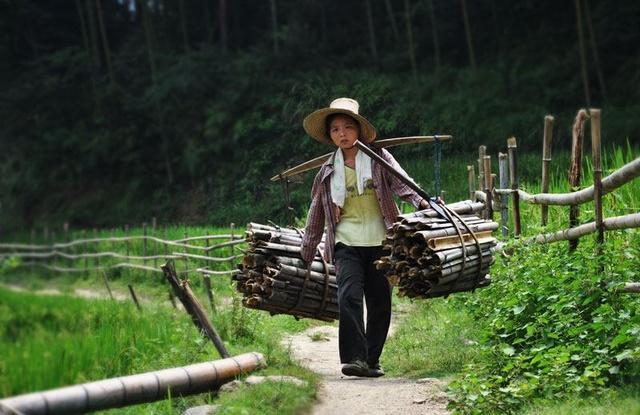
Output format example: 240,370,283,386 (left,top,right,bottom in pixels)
303,98,377,146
